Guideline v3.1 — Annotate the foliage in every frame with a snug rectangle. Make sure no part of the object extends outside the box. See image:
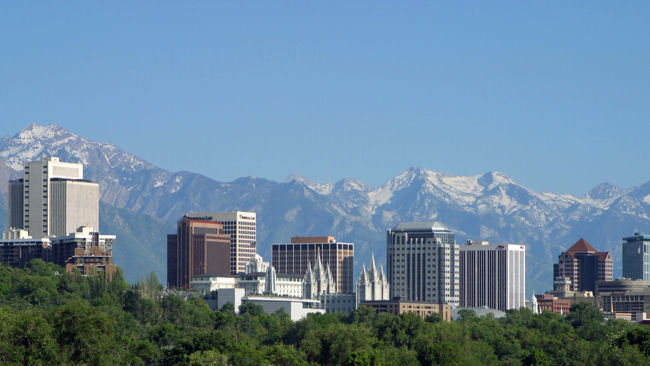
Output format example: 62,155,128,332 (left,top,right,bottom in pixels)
0,261,649,365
